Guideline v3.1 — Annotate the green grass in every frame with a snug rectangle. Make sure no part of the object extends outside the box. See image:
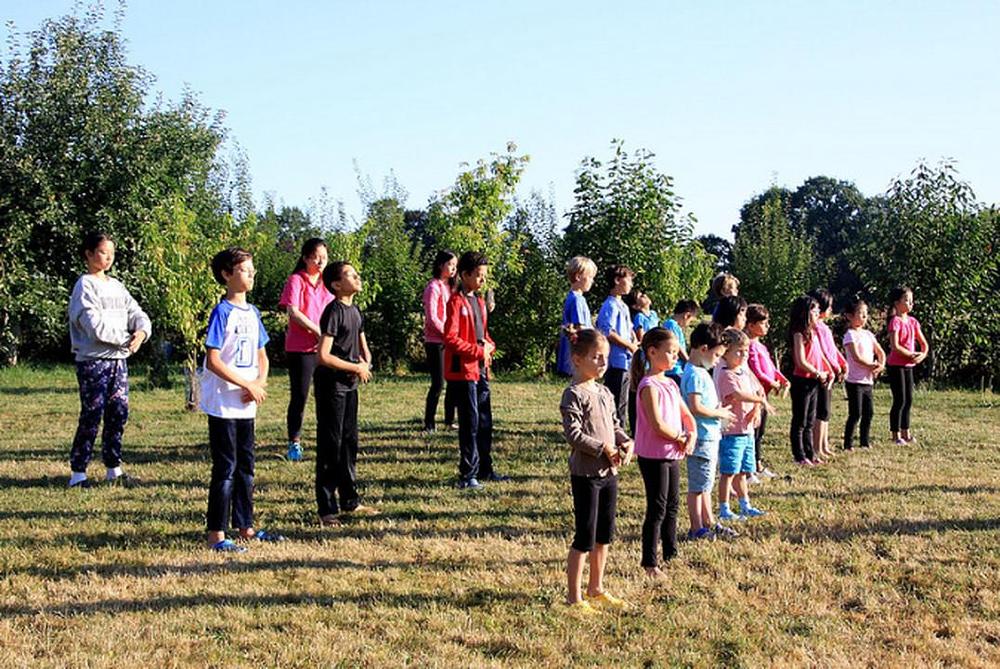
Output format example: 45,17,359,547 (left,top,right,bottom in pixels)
1,364,998,667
